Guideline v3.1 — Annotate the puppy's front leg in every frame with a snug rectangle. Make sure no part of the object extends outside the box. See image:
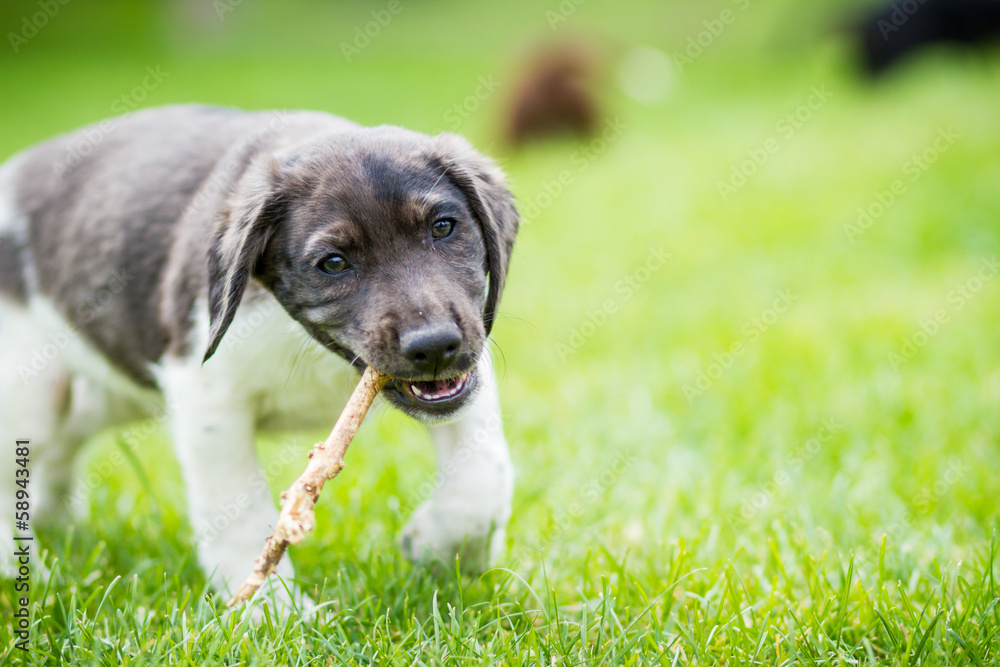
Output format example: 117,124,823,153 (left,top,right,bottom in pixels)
400,354,514,569
160,361,305,611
